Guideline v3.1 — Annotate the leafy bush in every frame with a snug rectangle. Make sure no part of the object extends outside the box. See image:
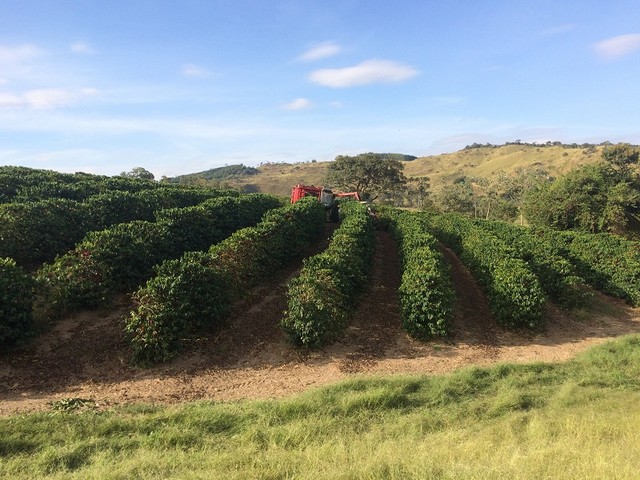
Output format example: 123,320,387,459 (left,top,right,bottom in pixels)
552,230,640,306
125,252,232,364
36,194,281,315
390,211,454,339
0,199,90,268
429,213,545,330
0,258,34,347
282,202,375,347
0,186,238,268
475,220,585,308
126,198,325,363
